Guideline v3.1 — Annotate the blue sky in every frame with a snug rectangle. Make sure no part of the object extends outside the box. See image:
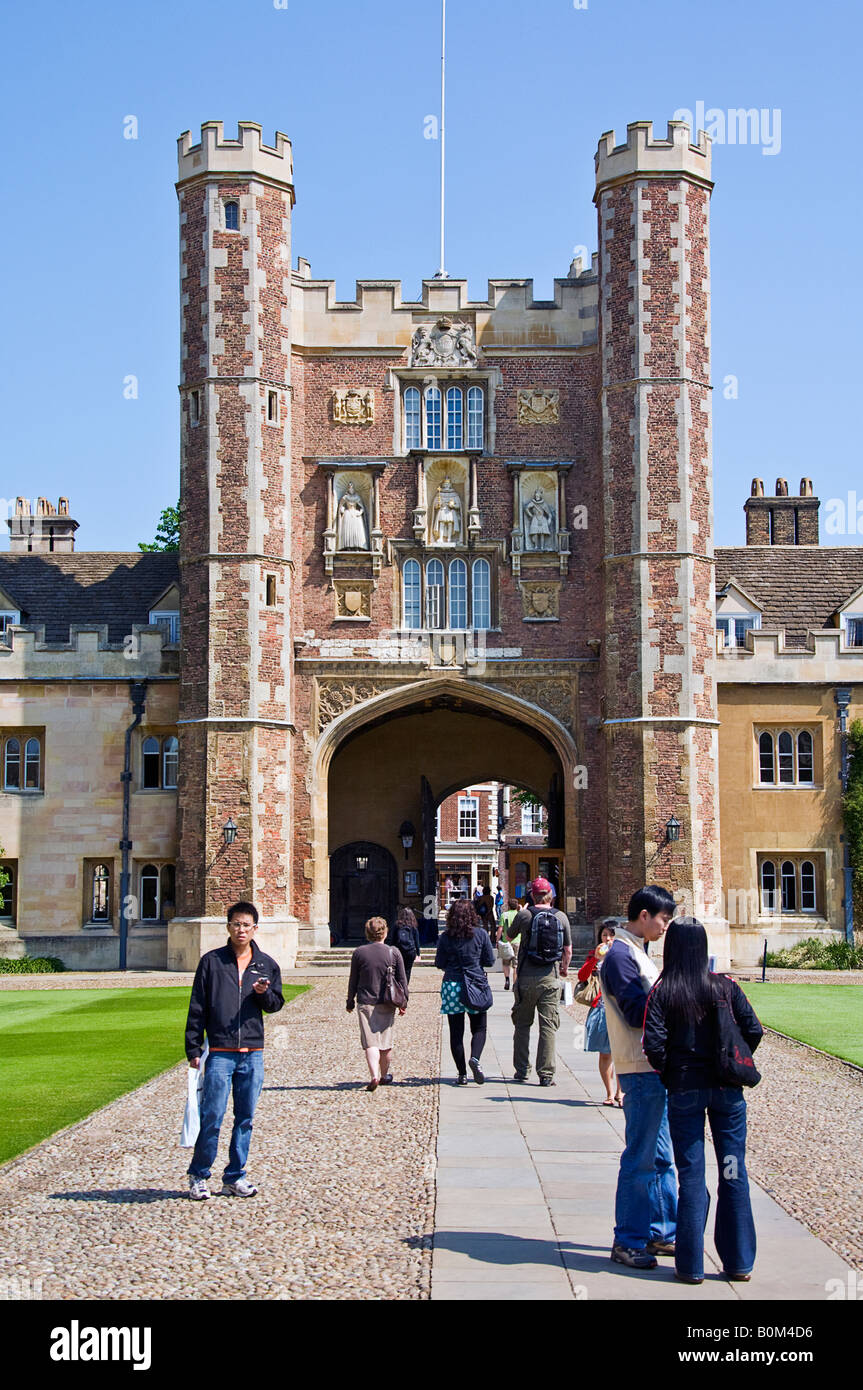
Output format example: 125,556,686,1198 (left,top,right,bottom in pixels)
1,0,860,551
